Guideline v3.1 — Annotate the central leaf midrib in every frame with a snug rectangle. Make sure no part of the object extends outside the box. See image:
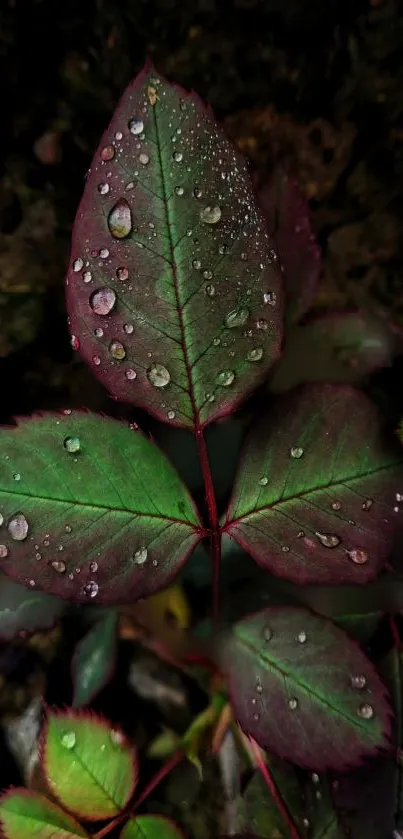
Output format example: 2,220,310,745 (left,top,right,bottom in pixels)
152,104,199,426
